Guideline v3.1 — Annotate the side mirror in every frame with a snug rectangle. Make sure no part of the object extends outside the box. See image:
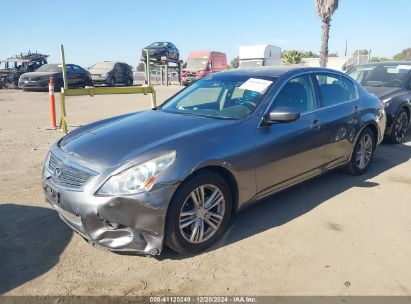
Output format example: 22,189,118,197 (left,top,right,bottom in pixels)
264,107,300,124
207,61,212,71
